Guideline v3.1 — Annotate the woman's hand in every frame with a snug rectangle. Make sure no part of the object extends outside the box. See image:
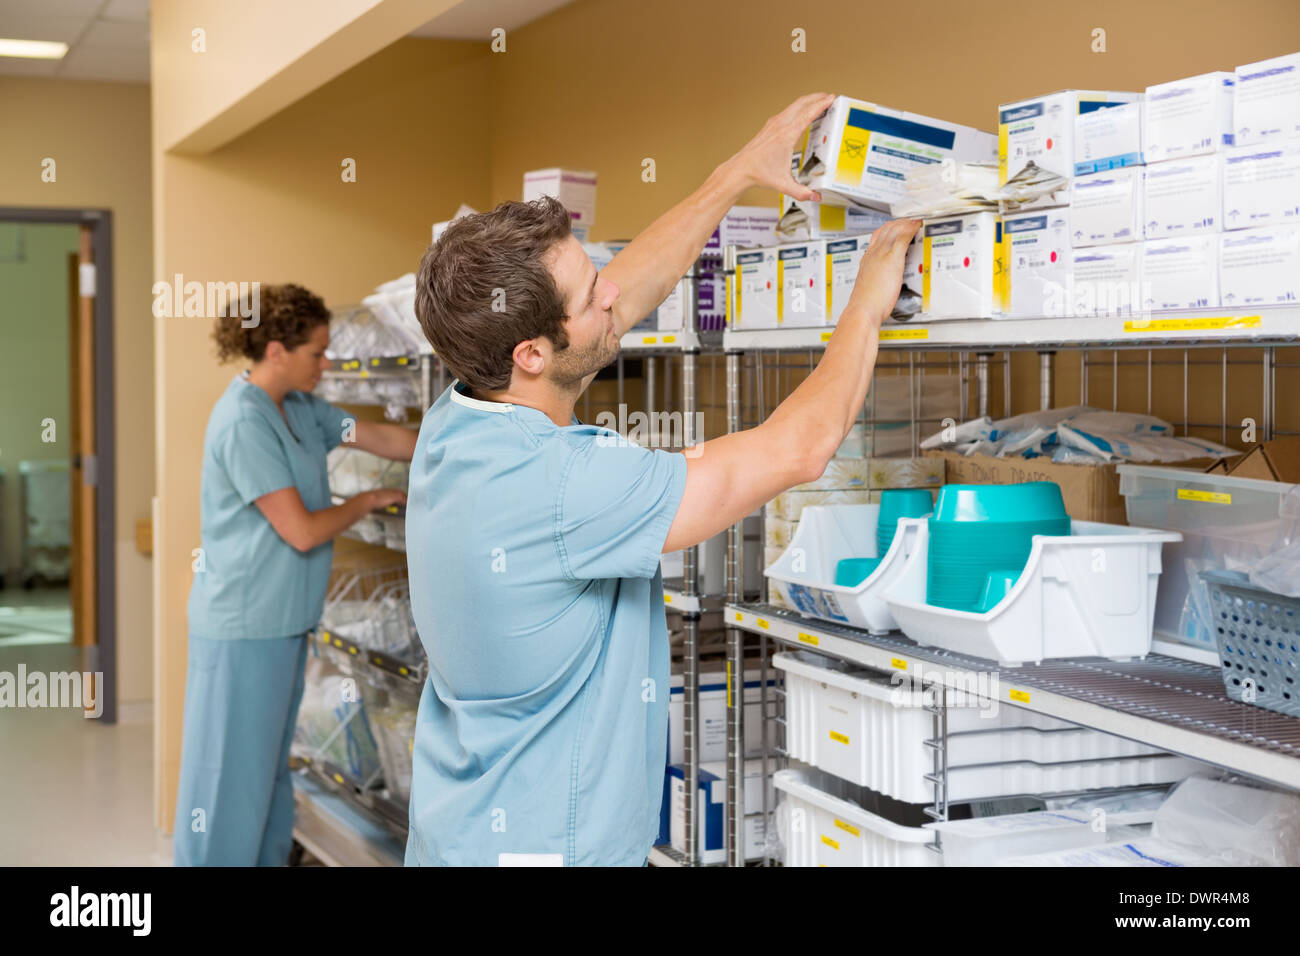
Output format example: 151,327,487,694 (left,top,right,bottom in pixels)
364,488,408,512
